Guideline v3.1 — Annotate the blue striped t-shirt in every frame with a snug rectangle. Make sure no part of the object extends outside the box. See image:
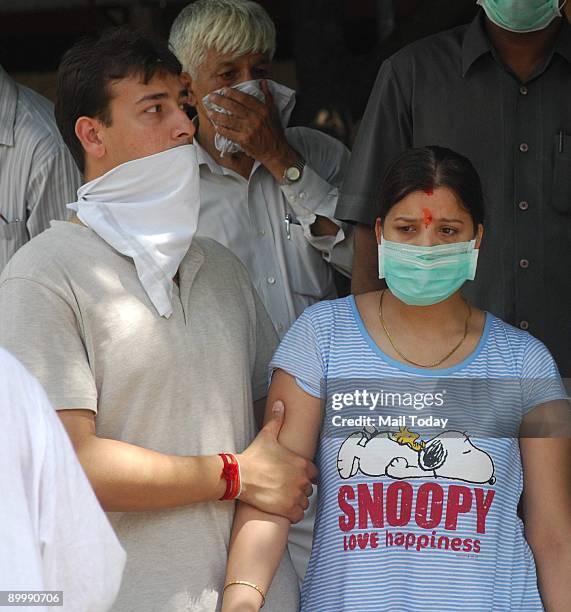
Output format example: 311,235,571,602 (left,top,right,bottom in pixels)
270,296,567,612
